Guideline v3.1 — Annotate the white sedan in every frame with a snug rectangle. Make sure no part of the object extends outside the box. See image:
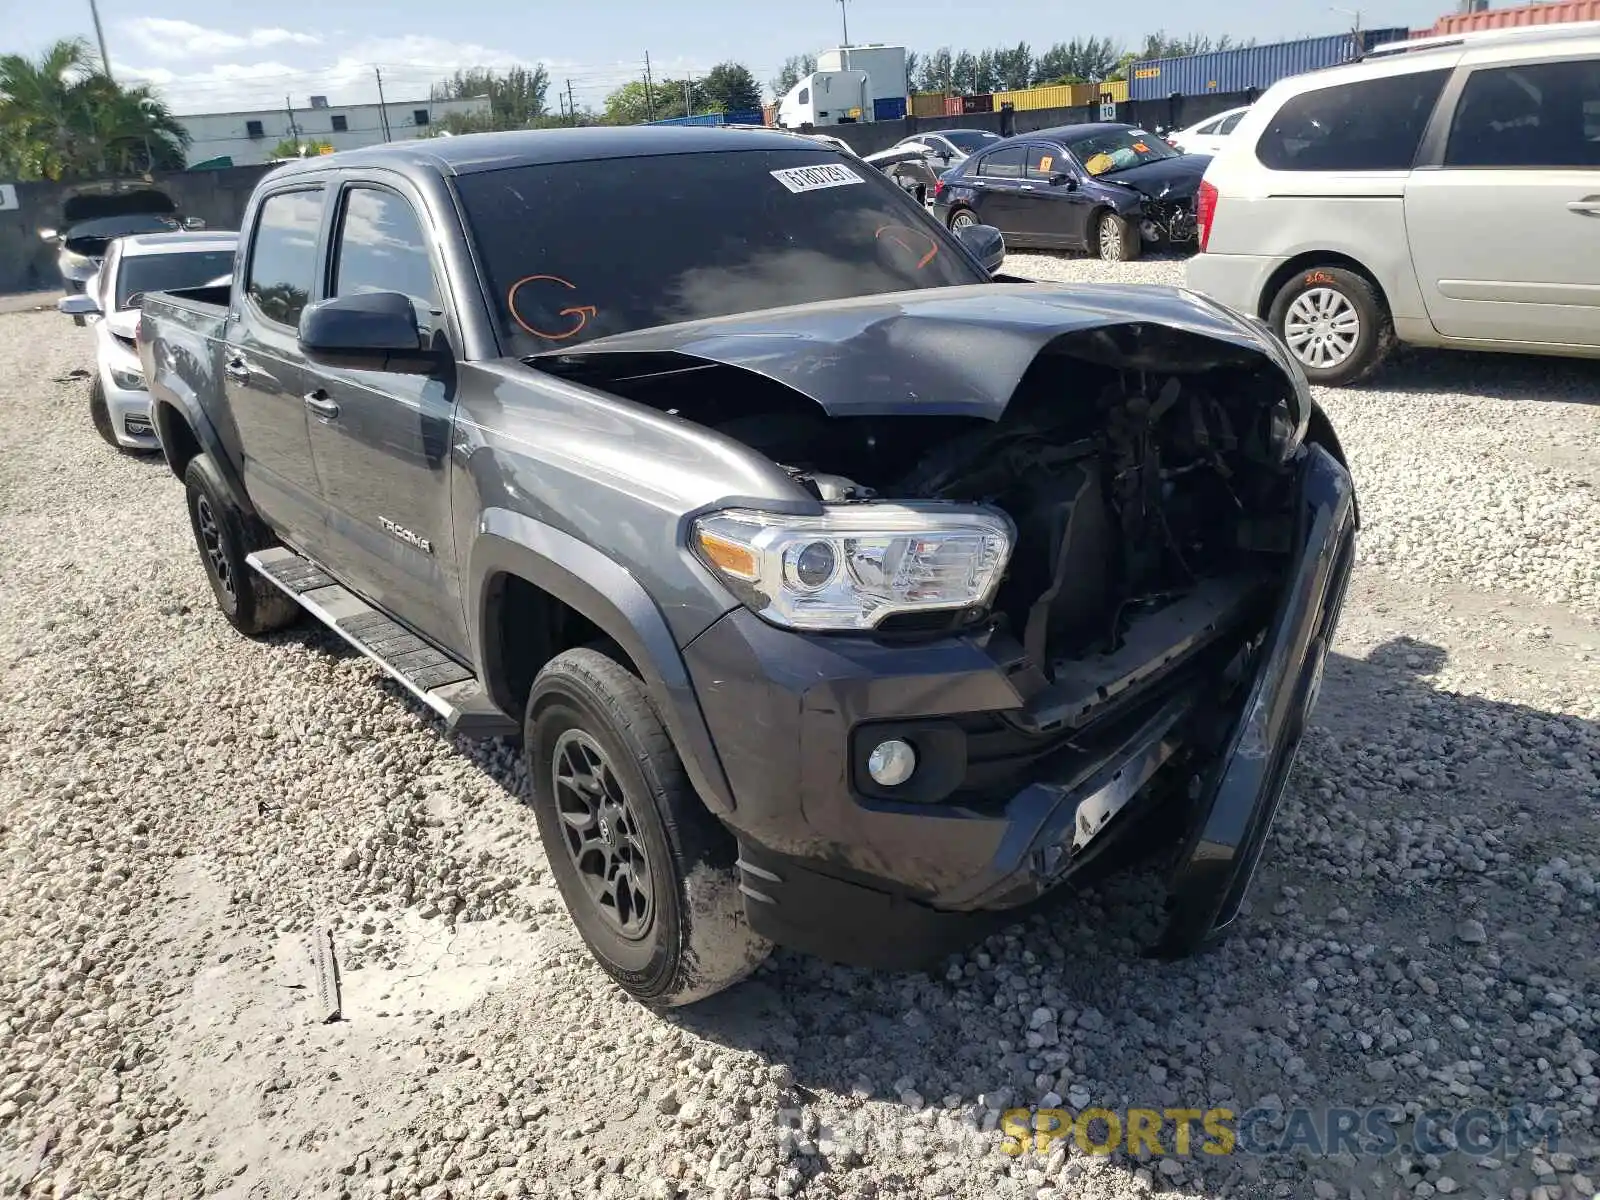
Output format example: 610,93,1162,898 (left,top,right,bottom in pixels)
58,231,236,453
1171,106,1251,157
